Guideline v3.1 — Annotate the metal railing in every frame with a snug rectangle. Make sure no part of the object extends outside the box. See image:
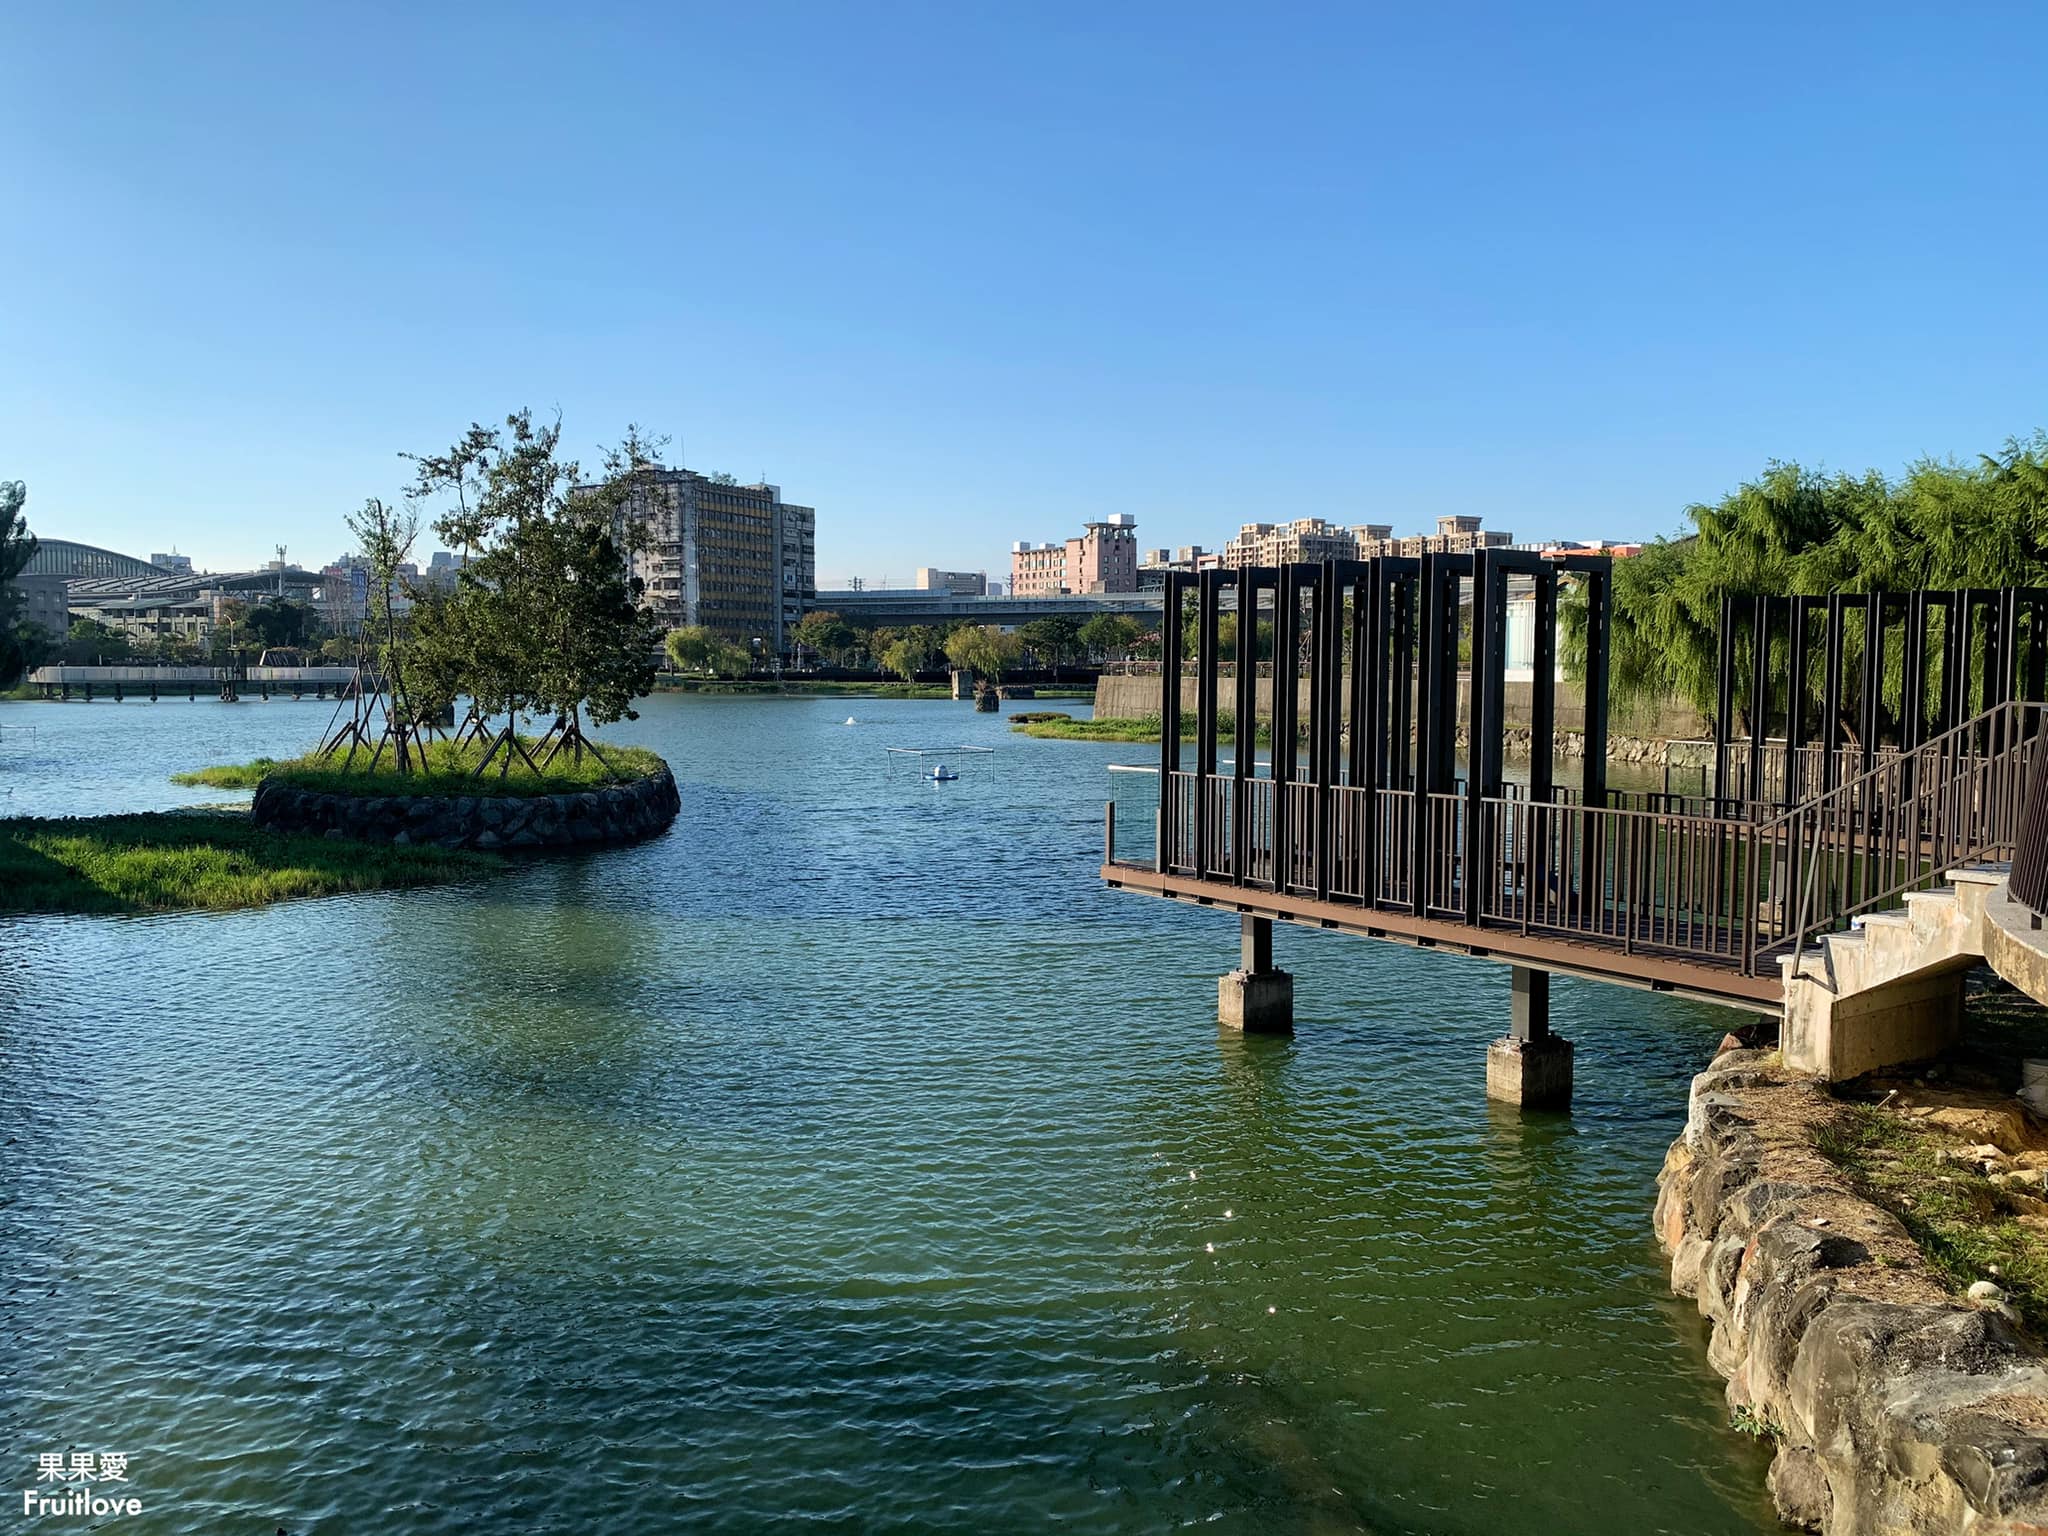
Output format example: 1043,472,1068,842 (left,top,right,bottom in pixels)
1769,699,2045,959
2014,741,2048,915
1120,699,2045,982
